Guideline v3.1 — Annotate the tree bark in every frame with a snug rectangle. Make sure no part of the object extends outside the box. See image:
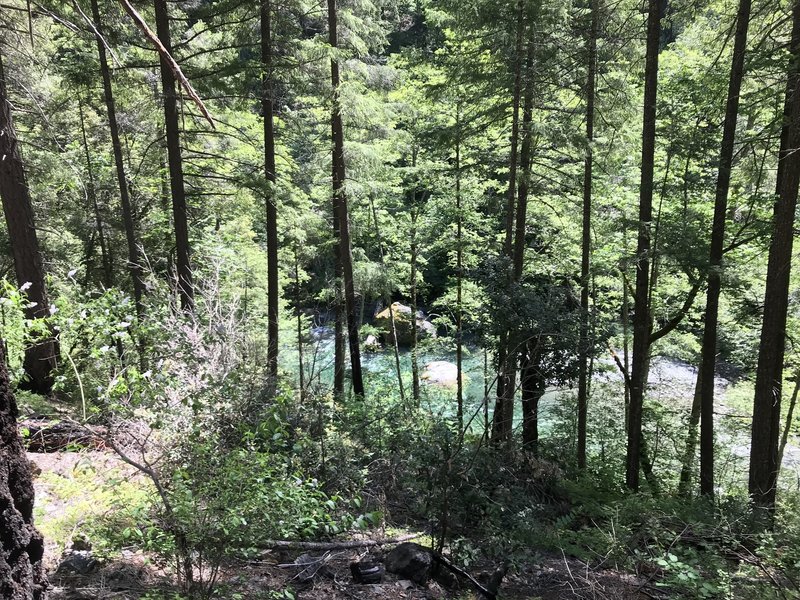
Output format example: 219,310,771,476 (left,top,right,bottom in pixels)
0,345,47,600
626,0,663,491
698,0,752,498
262,0,280,387
154,0,194,313
749,0,800,514
578,0,599,470
328,0,364,396
0,49,57,395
